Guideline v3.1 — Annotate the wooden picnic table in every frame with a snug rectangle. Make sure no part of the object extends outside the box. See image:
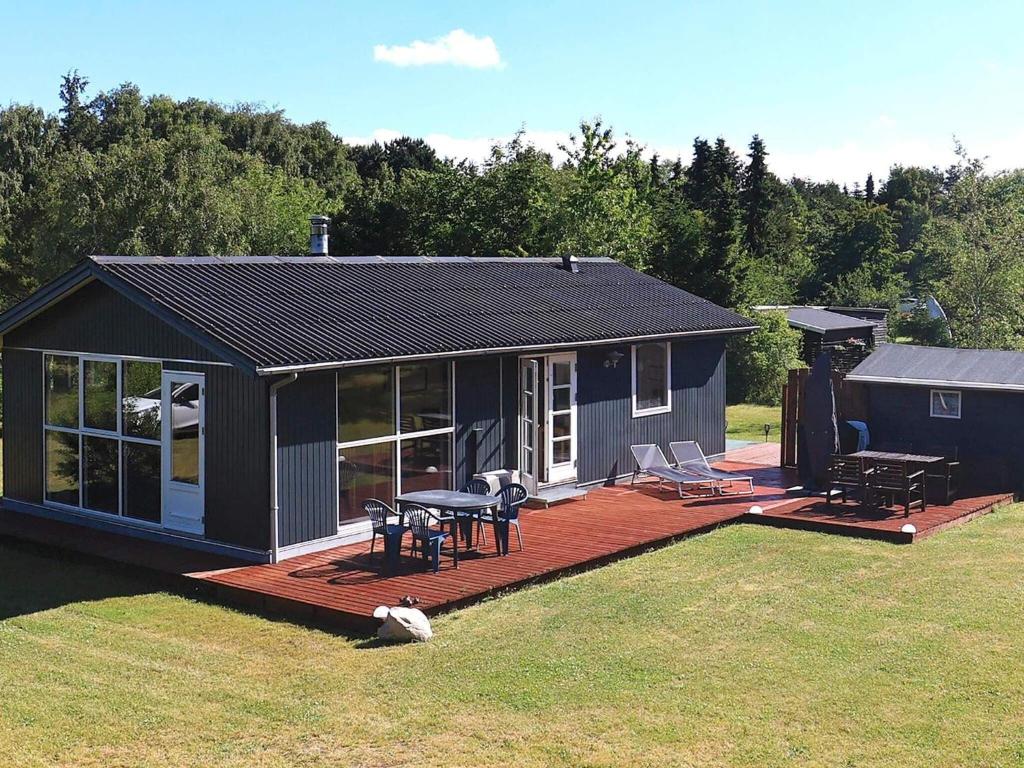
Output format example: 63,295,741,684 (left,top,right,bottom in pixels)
850,450,946,465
